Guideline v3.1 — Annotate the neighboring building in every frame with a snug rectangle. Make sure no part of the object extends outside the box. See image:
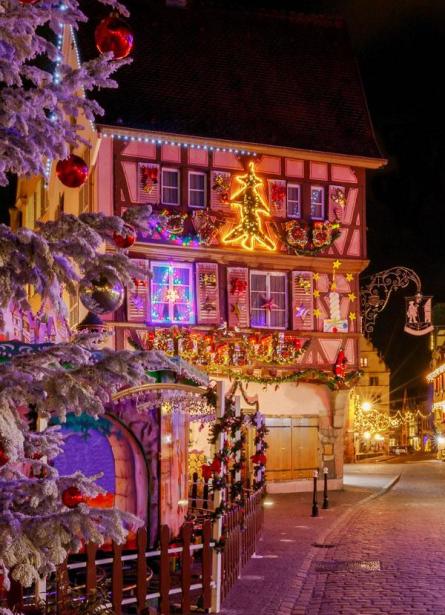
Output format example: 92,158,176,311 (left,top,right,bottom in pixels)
345,336,391,461
426,303,445,458
11,3,385,491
